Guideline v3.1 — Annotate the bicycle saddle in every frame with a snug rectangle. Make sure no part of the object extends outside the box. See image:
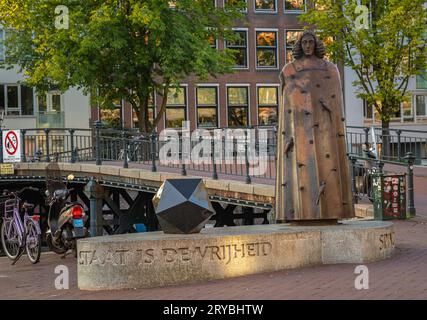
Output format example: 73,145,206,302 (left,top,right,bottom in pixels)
22,202,35,210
